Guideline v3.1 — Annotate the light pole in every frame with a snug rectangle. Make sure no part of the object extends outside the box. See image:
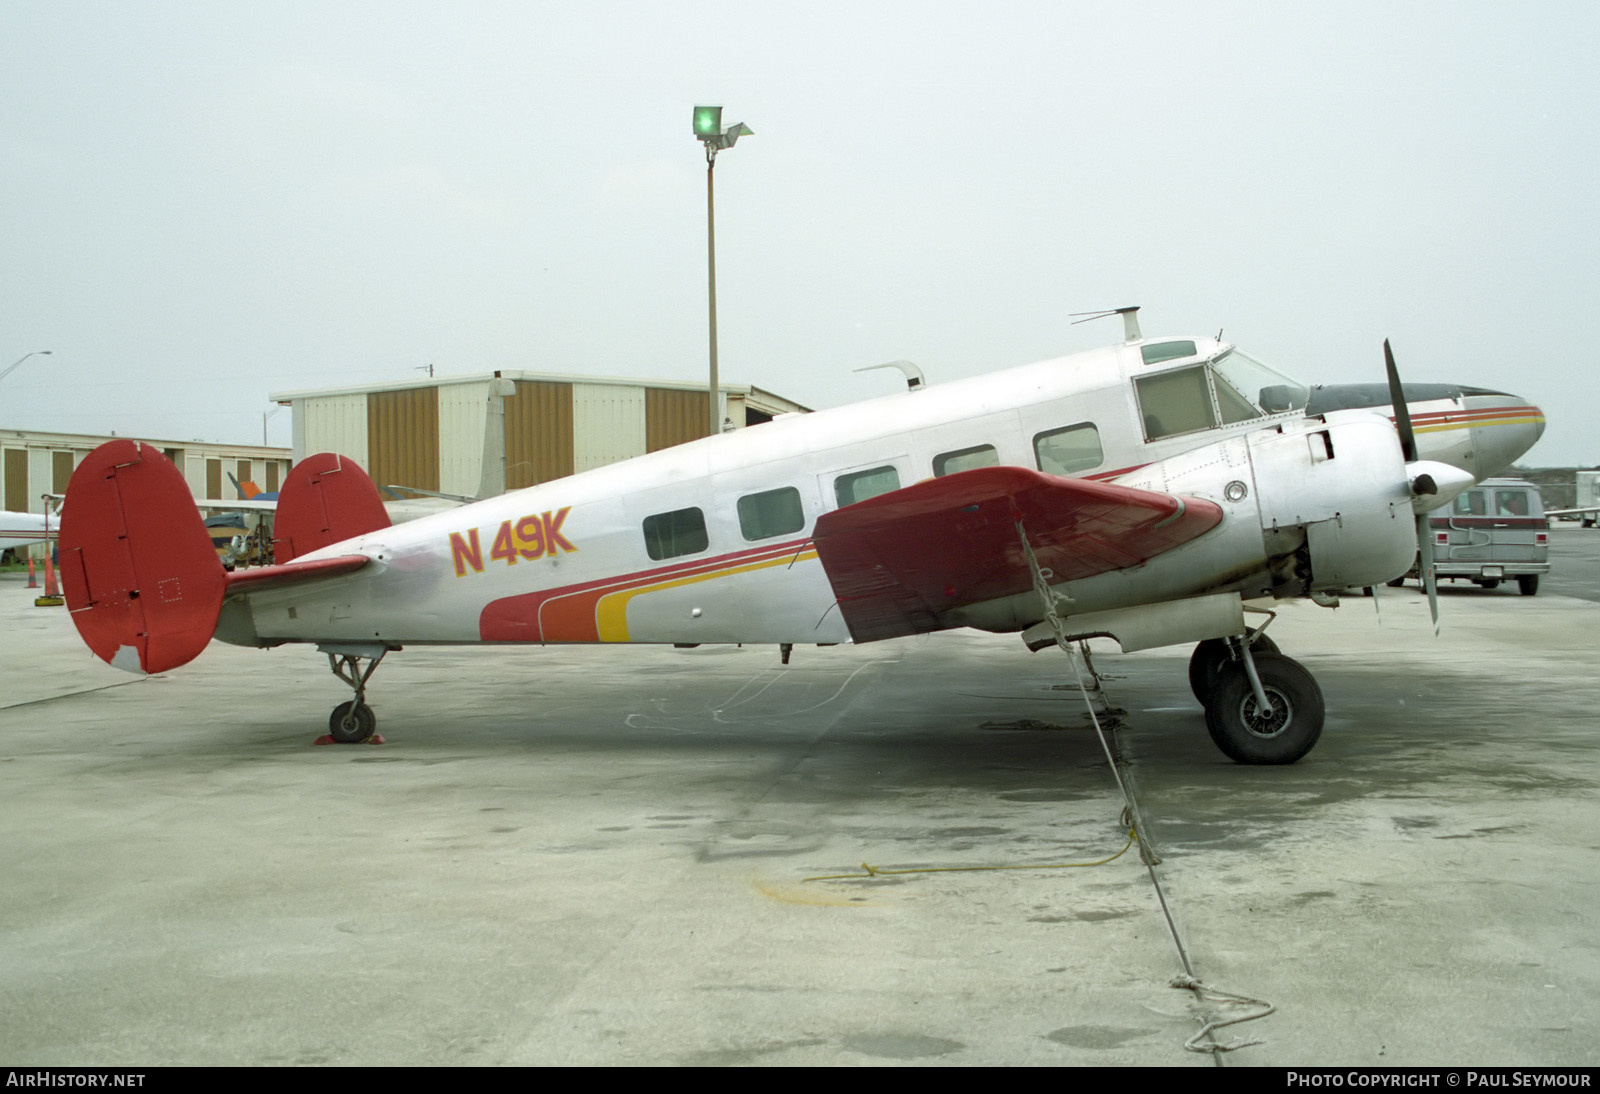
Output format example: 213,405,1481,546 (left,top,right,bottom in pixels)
693,105,752,437
0,350,53,385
